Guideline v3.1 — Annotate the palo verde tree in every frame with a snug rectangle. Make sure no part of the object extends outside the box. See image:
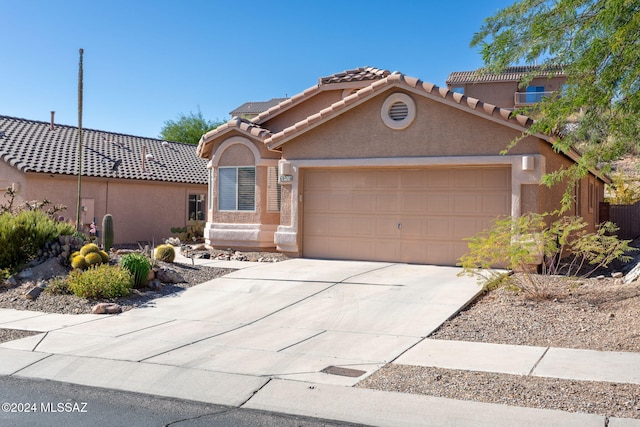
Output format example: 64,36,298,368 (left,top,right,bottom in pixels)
472,0,640,207
159,108,223,145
